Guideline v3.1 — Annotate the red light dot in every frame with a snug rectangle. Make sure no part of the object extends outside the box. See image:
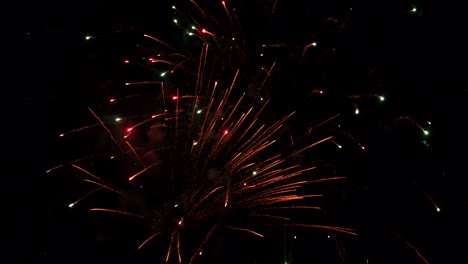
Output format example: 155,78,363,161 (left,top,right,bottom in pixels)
201,28,207,34
243,182,247,186
224,130,229,135
124,60,130,64
126,127,133,132
319,90,324,94
109,98,116,103
172,96,178,100
361,146,365,150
